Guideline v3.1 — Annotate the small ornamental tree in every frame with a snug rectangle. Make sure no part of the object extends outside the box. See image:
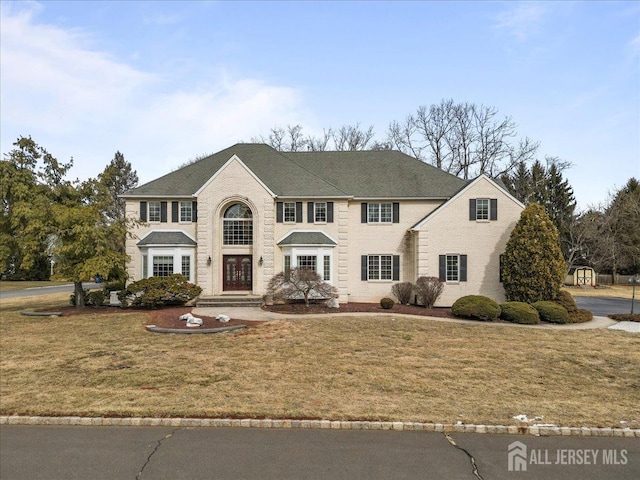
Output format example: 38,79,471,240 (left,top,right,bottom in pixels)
267,267,338,307
502,203,566,303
